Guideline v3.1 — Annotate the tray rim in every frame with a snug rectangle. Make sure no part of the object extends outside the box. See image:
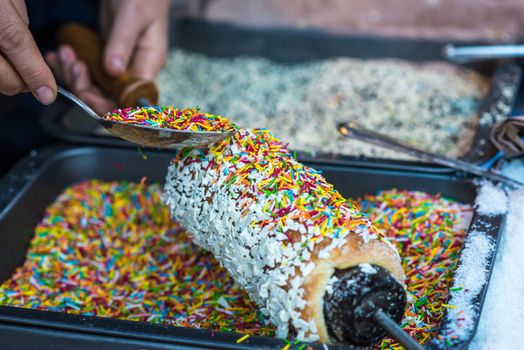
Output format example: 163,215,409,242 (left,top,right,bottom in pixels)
0,145,507,350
